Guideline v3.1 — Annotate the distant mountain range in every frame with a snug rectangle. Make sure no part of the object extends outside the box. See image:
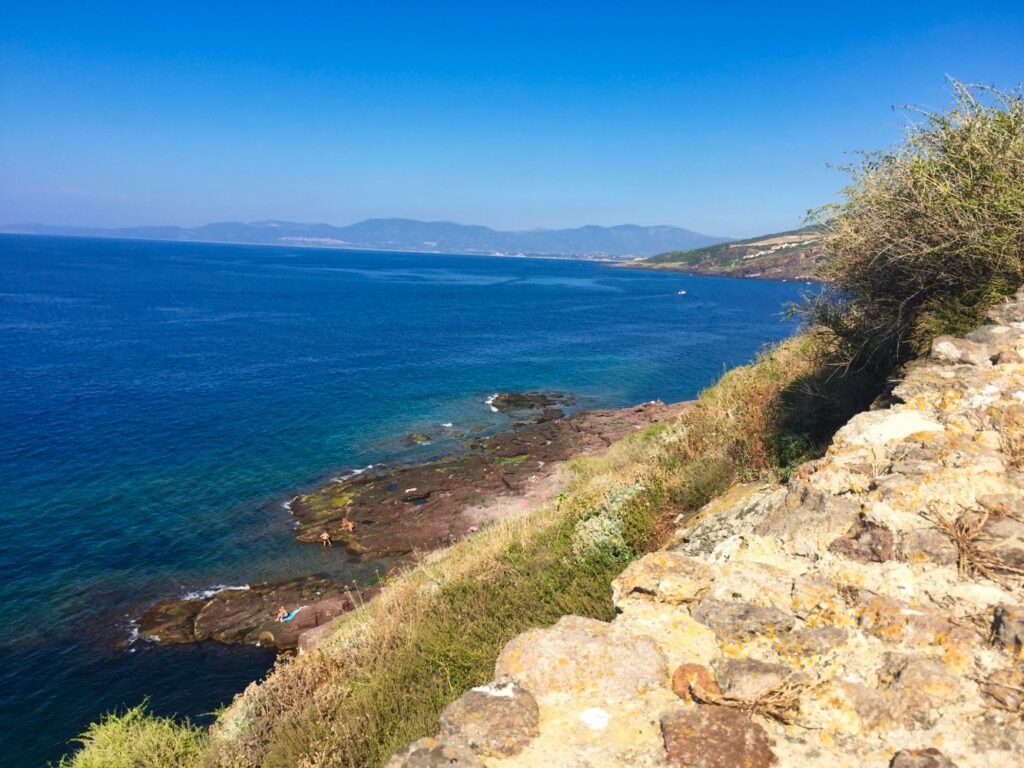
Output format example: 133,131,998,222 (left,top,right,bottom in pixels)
1,218,728,258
